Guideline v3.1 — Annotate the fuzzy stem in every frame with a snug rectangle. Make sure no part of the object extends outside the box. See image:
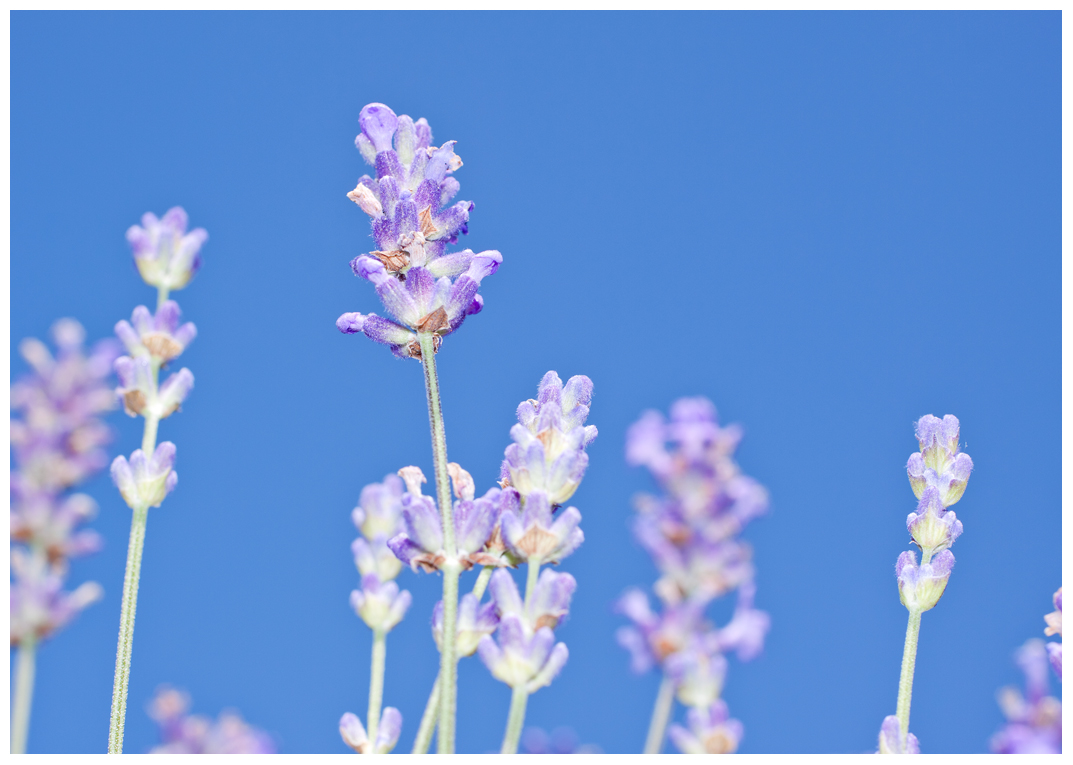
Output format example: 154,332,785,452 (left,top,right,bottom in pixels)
157,286,170,309
141,415,159,456
412,673,441,754
11,636,37,754
107,502,149,754
367,628,387,747
500,684,530,754
644,673,676,754
895,609,923,750
472,565,494,601
524,558,542,602
417,332,460,754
